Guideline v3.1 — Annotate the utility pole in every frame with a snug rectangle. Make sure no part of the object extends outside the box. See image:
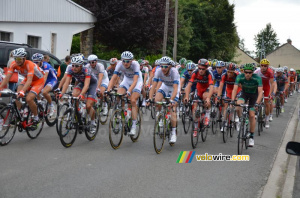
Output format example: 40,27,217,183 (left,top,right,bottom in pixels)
260,35,265,61
172,0,178,61
162,0,169,56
